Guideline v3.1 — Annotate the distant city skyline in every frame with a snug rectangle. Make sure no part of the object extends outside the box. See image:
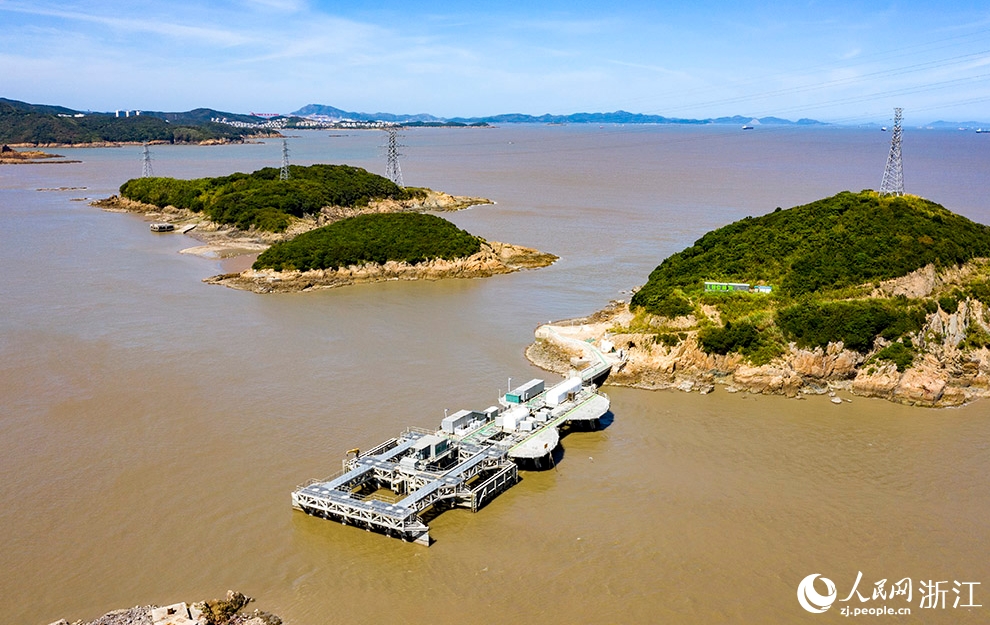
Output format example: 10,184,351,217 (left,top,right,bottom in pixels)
2,0,989,124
